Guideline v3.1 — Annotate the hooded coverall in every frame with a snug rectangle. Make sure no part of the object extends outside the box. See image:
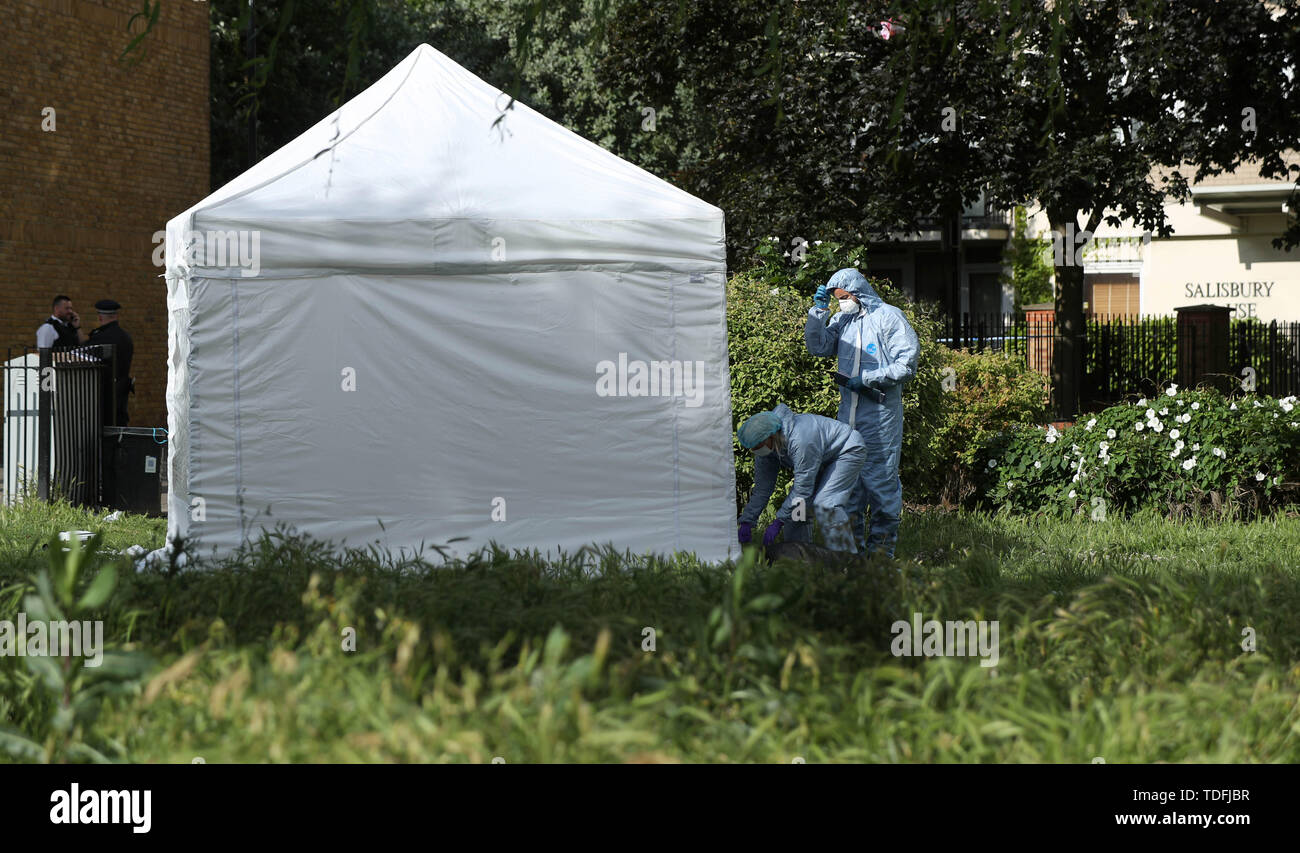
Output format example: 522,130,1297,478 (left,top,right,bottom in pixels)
737,403,867,552
804,269,919,556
